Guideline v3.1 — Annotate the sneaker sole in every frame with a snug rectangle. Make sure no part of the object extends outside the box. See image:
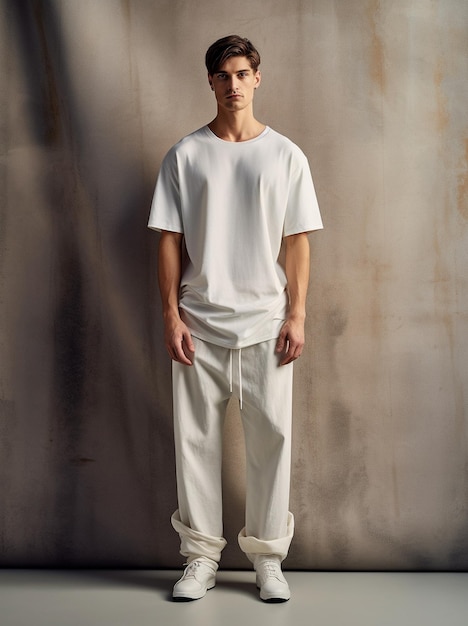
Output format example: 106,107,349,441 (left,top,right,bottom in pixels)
261,595,290,603
257,584,290,603
172,582,215,602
